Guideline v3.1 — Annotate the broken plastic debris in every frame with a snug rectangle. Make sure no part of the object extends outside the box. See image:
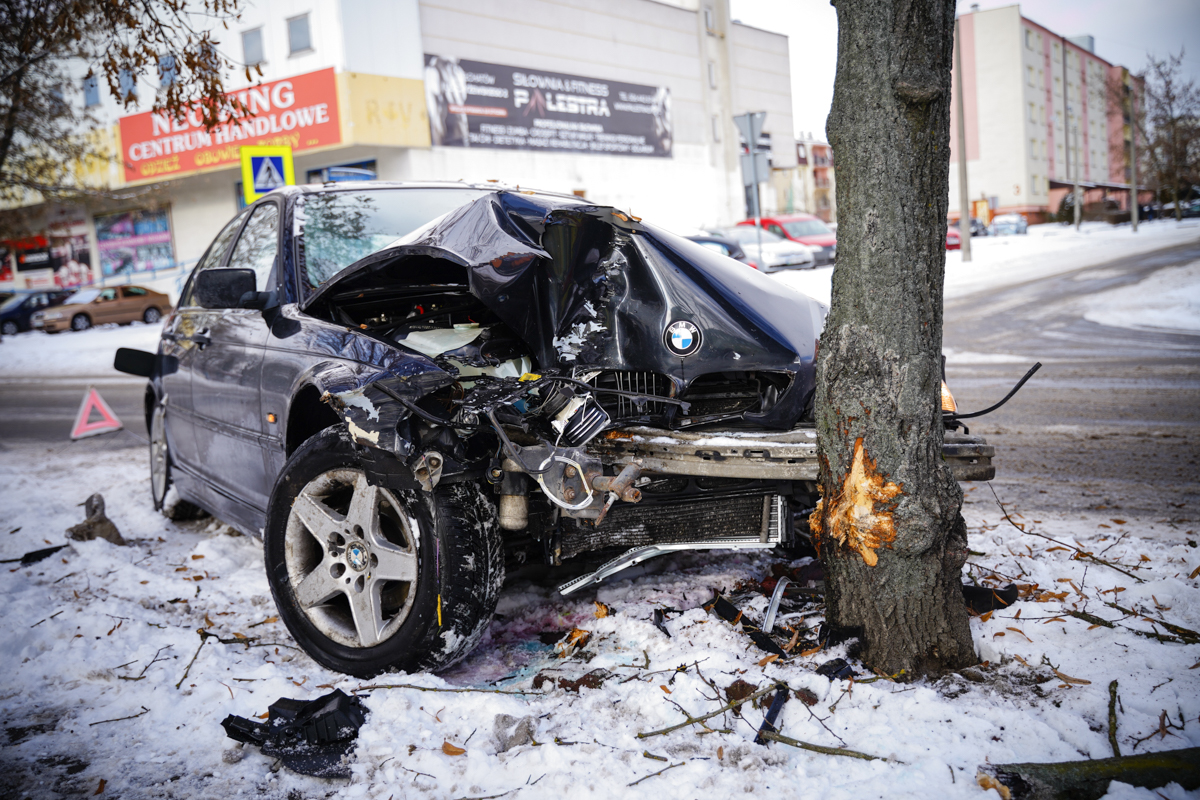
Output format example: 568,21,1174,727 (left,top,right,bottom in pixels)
221,689,368,778
815,658,855,681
